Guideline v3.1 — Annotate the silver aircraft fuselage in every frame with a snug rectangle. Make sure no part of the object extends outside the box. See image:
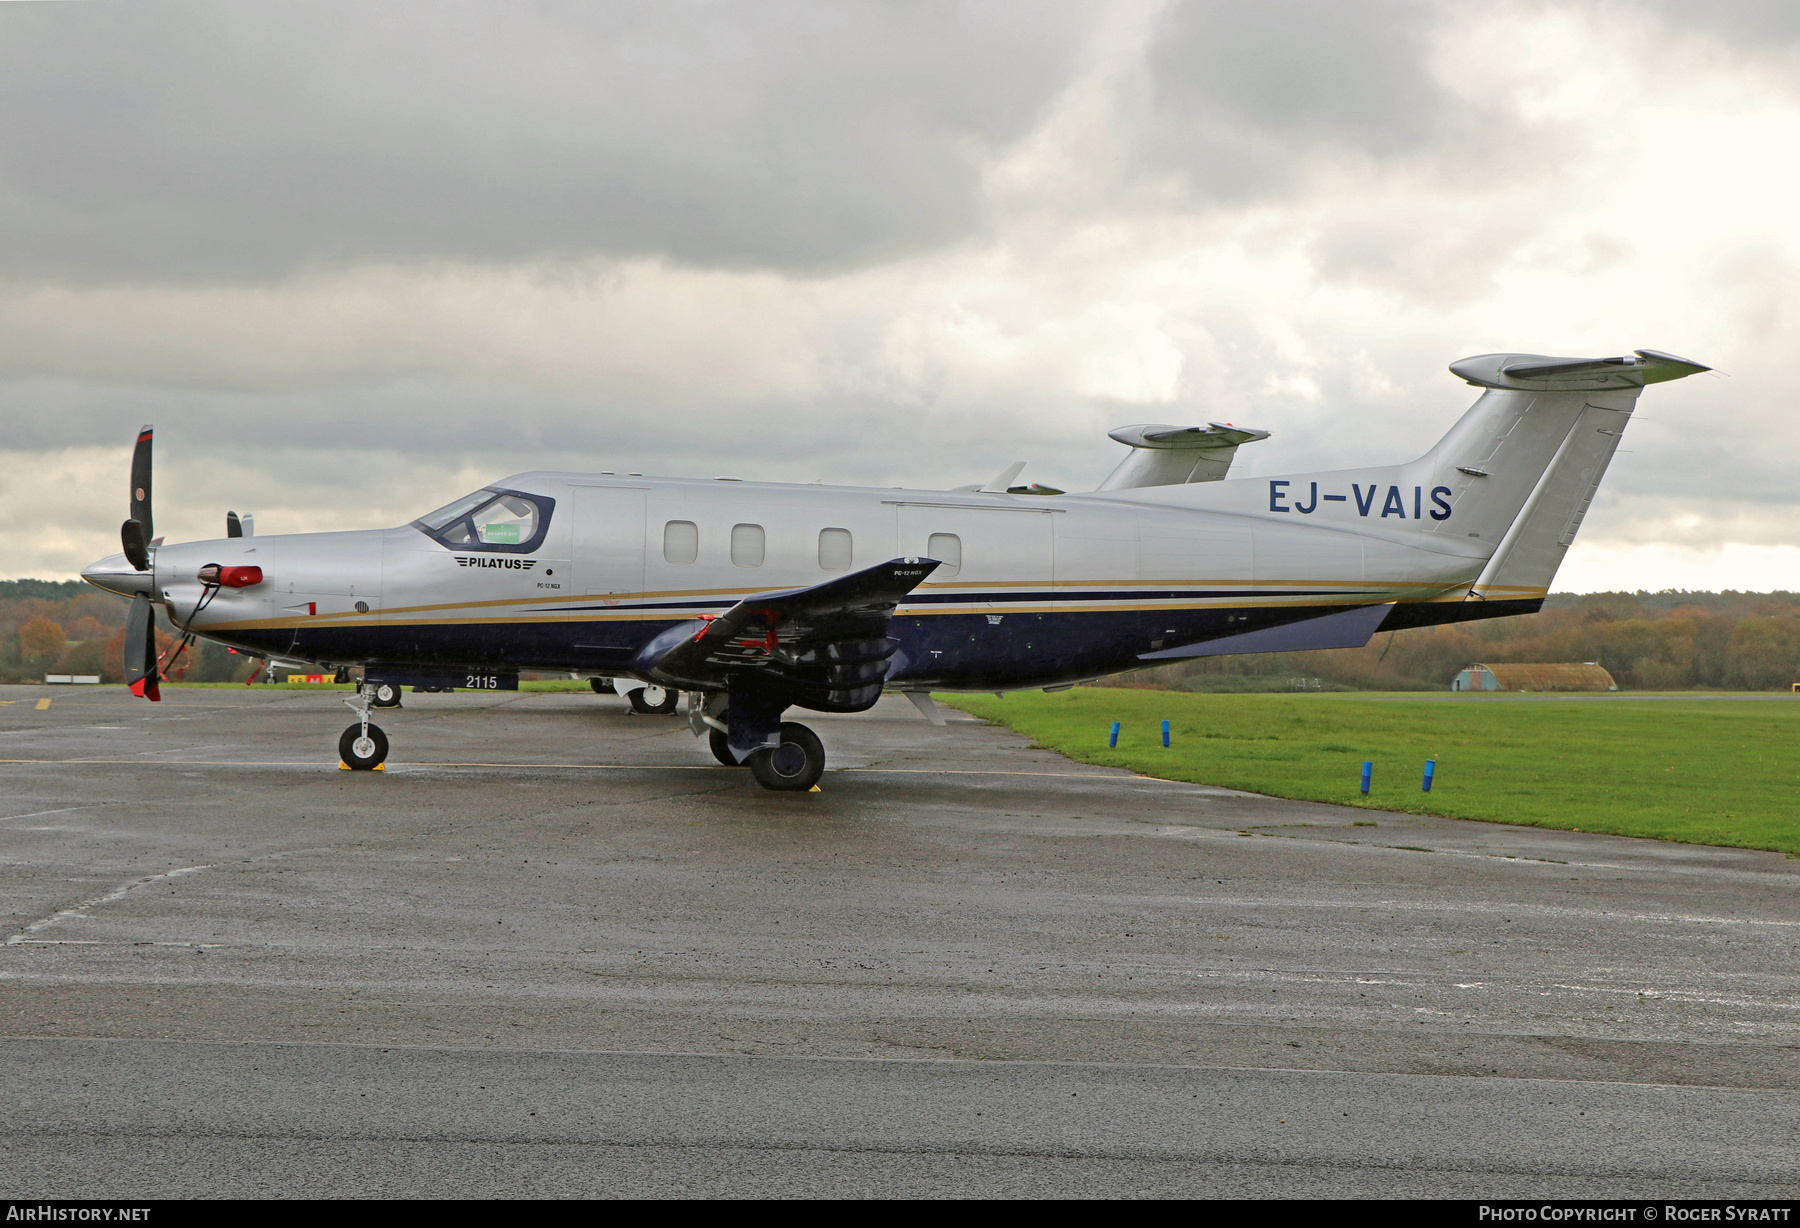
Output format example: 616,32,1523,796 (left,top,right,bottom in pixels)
120,468,1488,692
